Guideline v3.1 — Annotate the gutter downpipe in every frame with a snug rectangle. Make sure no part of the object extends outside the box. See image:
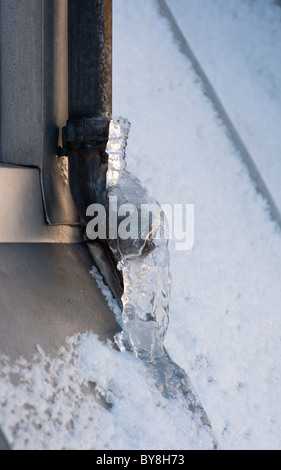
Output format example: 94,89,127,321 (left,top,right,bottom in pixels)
63,0,112,225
